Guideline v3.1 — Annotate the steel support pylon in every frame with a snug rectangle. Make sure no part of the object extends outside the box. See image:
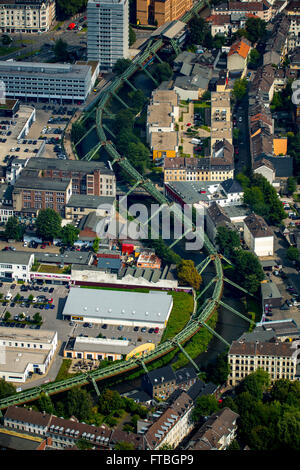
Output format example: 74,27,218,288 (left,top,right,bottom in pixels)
218,300,256,325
